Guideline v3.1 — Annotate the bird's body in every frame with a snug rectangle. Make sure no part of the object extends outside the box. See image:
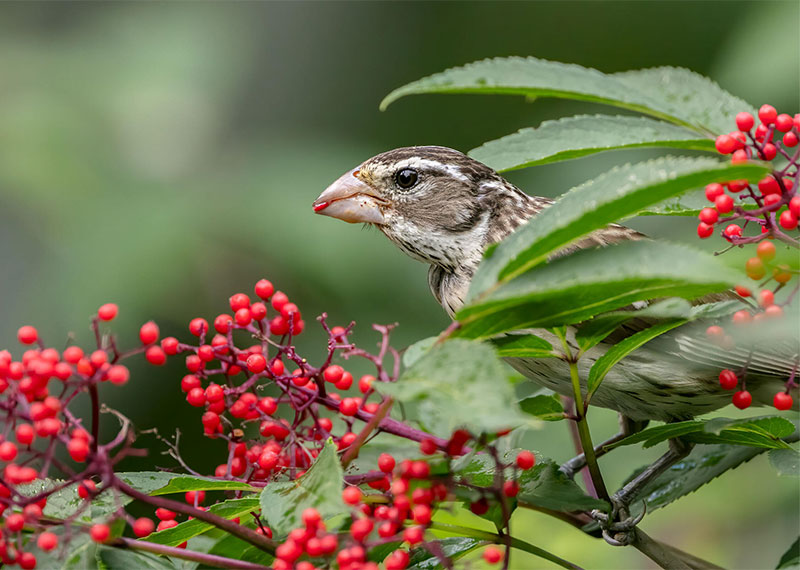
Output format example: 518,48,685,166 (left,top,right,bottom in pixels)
314,146,796,421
